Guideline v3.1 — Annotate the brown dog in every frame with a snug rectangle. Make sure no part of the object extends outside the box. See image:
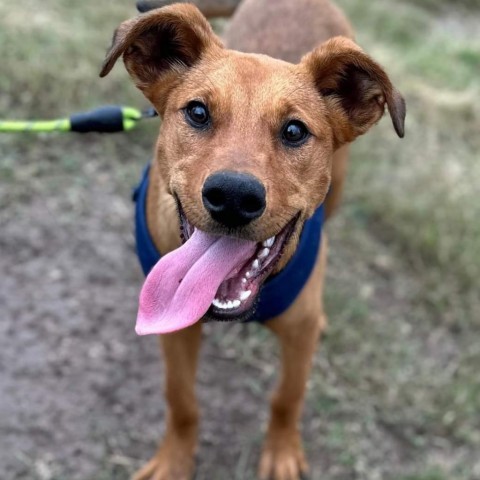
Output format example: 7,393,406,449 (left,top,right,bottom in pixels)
100,1,405,478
